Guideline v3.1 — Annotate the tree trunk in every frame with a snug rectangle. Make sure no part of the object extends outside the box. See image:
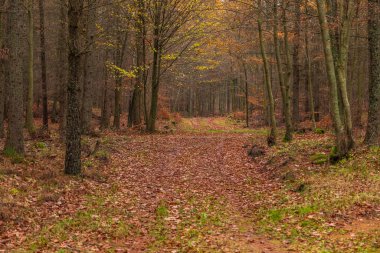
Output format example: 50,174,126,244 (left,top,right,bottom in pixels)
101,53,111,129
5,0,26,154
292,0,301,127
258,2,276,146
58,0,67,135
243,63,249,128
335,0,355,149
26,0,36,134
65,0,84,175
305,19,316,130
317,0,349,158
364,0,380,146
81,0,96,134
0,0,6,138
147,3,162,132
273,0,292,142
39,0,48,129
